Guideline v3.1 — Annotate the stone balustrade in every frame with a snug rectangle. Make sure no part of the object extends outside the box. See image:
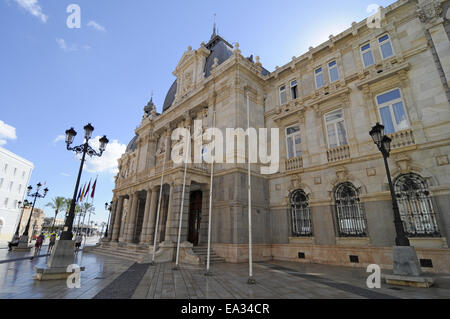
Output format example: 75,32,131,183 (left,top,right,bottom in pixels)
388,128,415,149
327,145,350,163
285,156,303,171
